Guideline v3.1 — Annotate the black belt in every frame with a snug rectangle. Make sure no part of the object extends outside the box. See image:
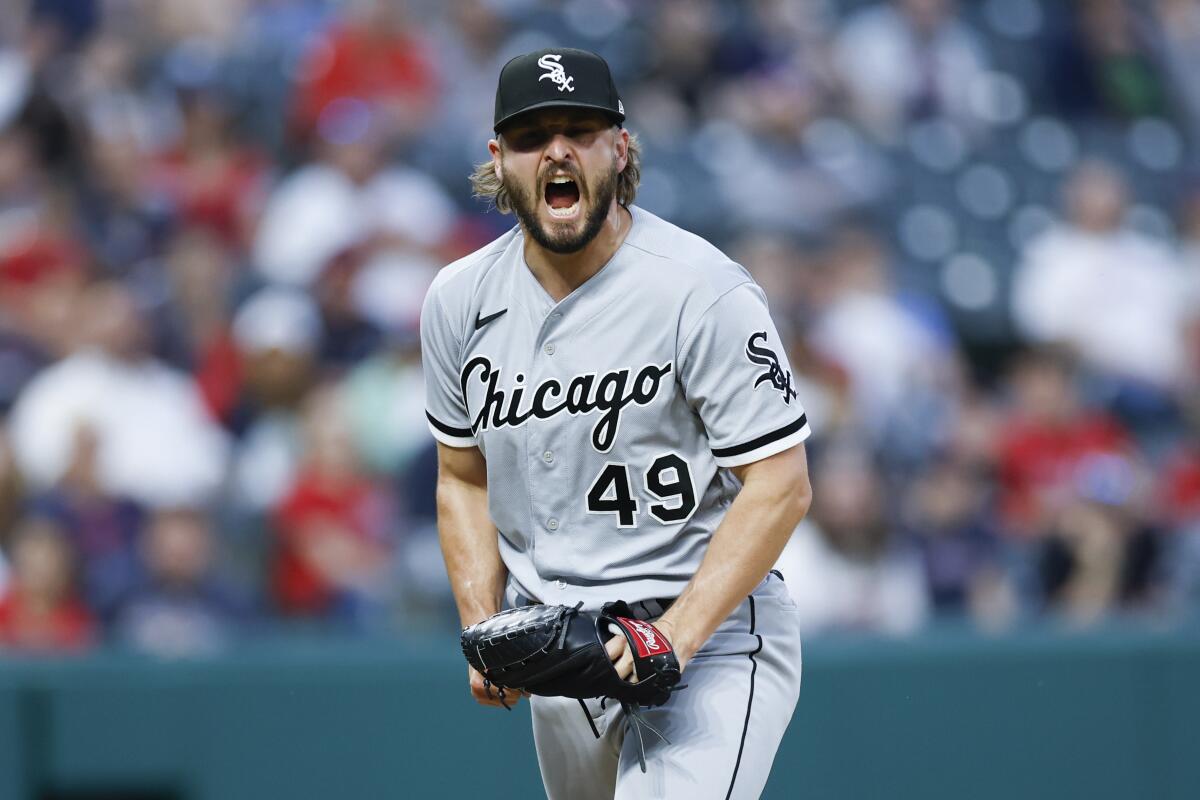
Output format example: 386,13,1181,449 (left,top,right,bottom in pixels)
513,572,784,619
514,594,675,621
